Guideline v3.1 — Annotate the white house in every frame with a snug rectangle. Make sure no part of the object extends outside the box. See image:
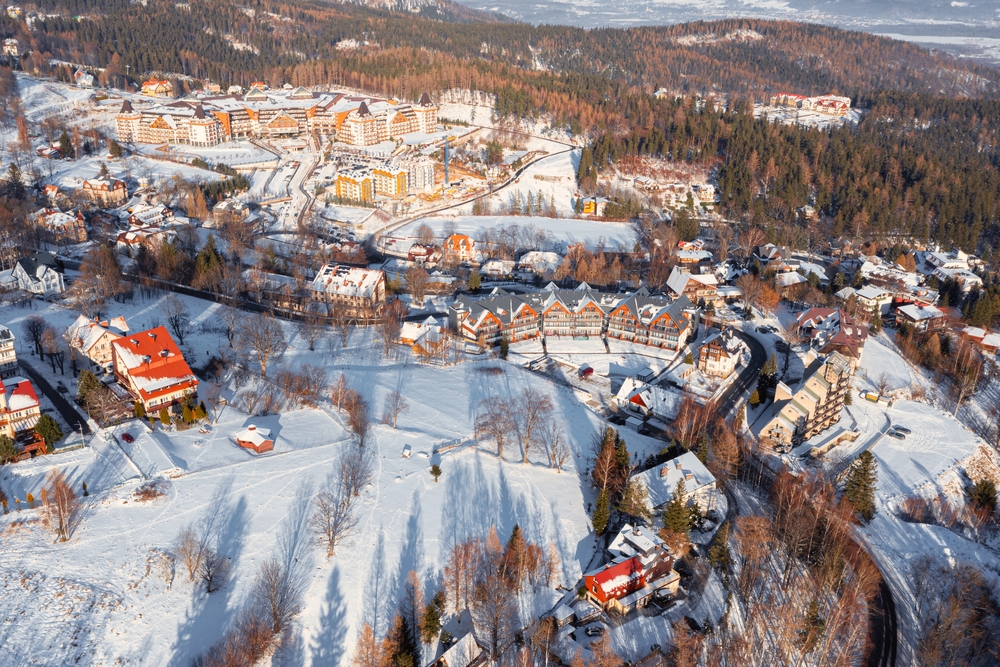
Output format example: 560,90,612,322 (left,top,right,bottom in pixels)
632,451,717,514
854,285,892,314
11,252,65,296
